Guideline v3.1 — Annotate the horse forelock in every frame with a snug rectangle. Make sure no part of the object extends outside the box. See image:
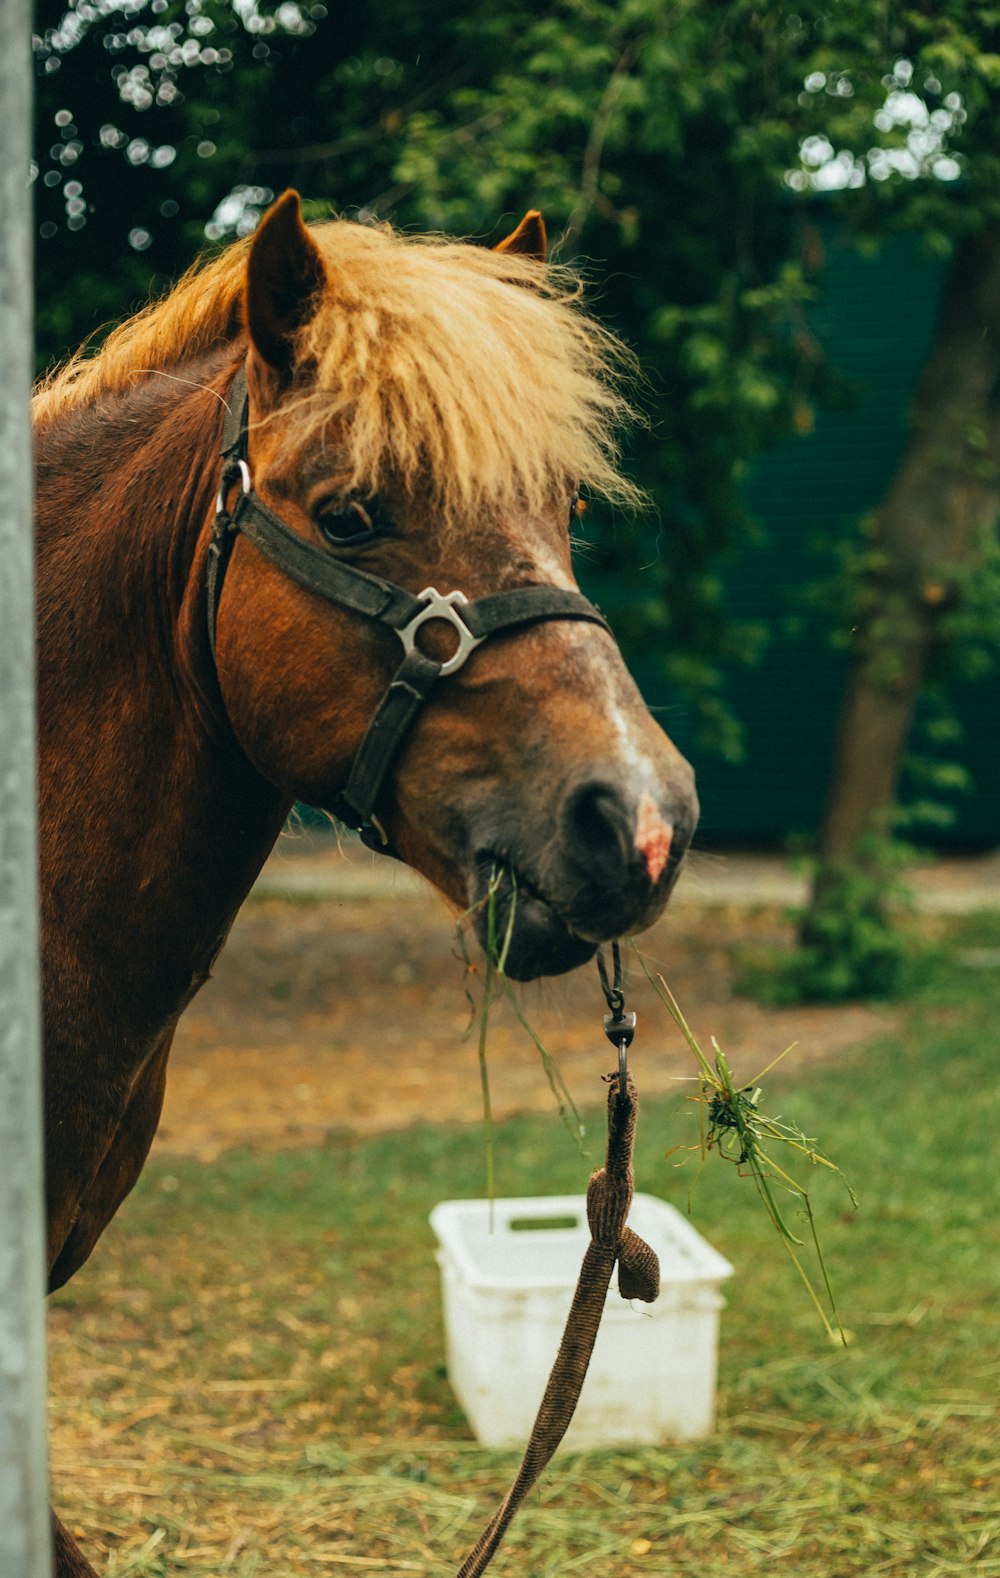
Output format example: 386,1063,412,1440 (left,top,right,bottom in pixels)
33,218,644,526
